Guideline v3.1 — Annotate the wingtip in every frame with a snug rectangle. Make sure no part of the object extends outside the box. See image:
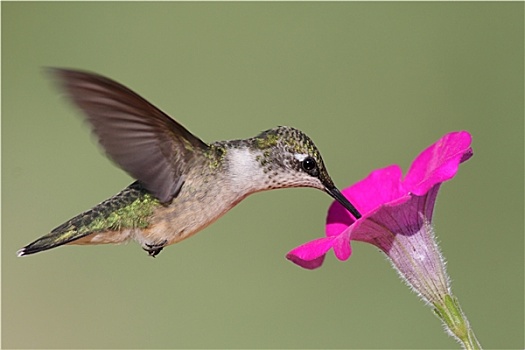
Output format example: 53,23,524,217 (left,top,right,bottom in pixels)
45,67,92,87
44,66,67,80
